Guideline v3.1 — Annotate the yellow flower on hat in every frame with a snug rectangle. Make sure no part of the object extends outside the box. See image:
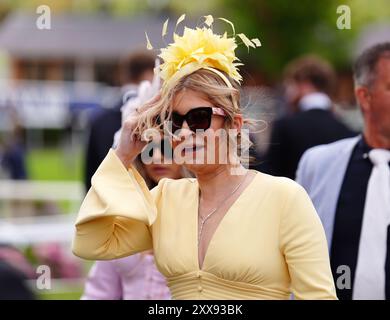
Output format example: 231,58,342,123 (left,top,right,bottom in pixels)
146,15,261,90
159,26,242,84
